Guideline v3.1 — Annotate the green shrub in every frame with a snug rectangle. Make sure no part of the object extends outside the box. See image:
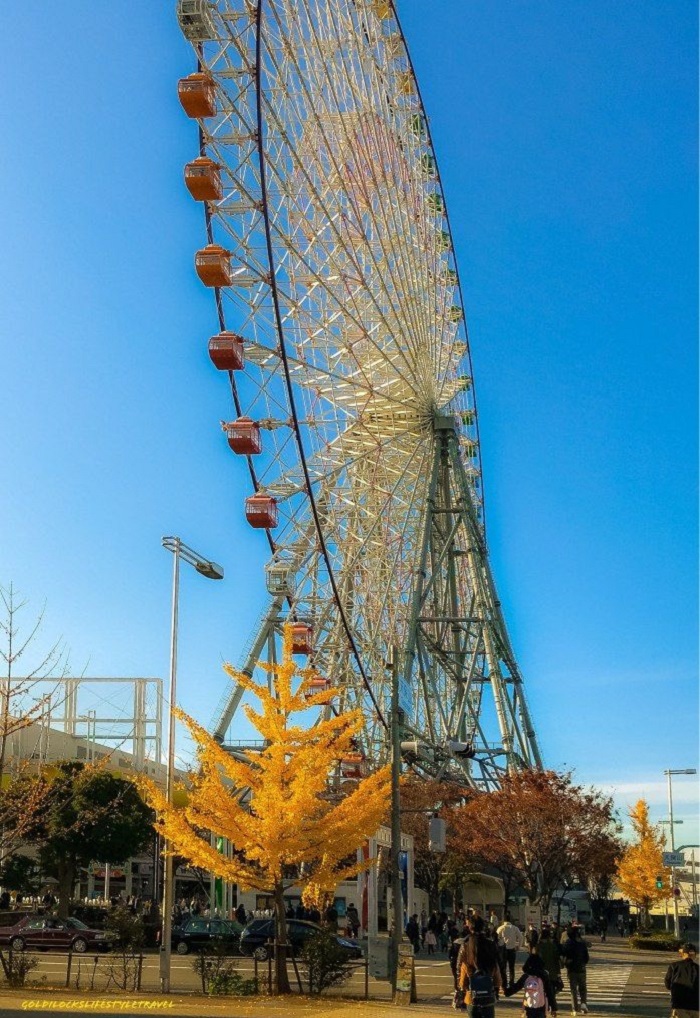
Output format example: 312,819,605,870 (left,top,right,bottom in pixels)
300,930,356,995
191,940,256,996
630,932,681,951
0,949,38,988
